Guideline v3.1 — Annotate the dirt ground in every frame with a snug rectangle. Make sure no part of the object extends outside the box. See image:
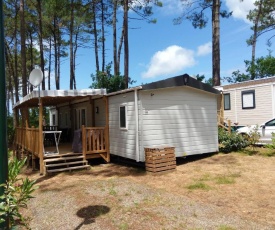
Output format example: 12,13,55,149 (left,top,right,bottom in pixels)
21,151,275,230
